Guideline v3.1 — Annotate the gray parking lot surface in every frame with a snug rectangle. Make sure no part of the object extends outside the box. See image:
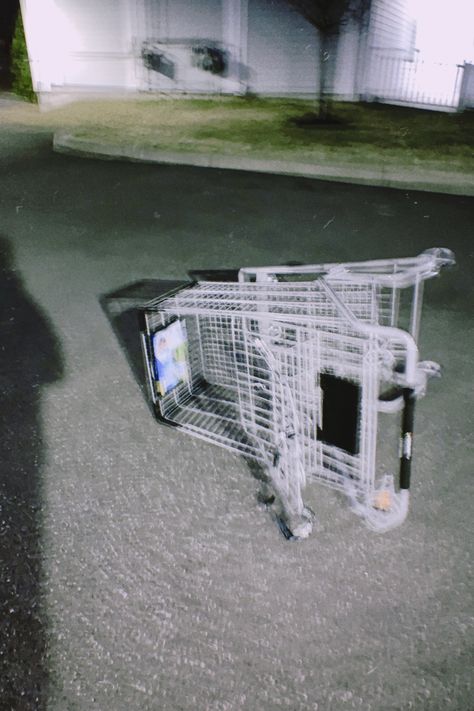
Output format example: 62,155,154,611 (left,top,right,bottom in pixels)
0,124,473,711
